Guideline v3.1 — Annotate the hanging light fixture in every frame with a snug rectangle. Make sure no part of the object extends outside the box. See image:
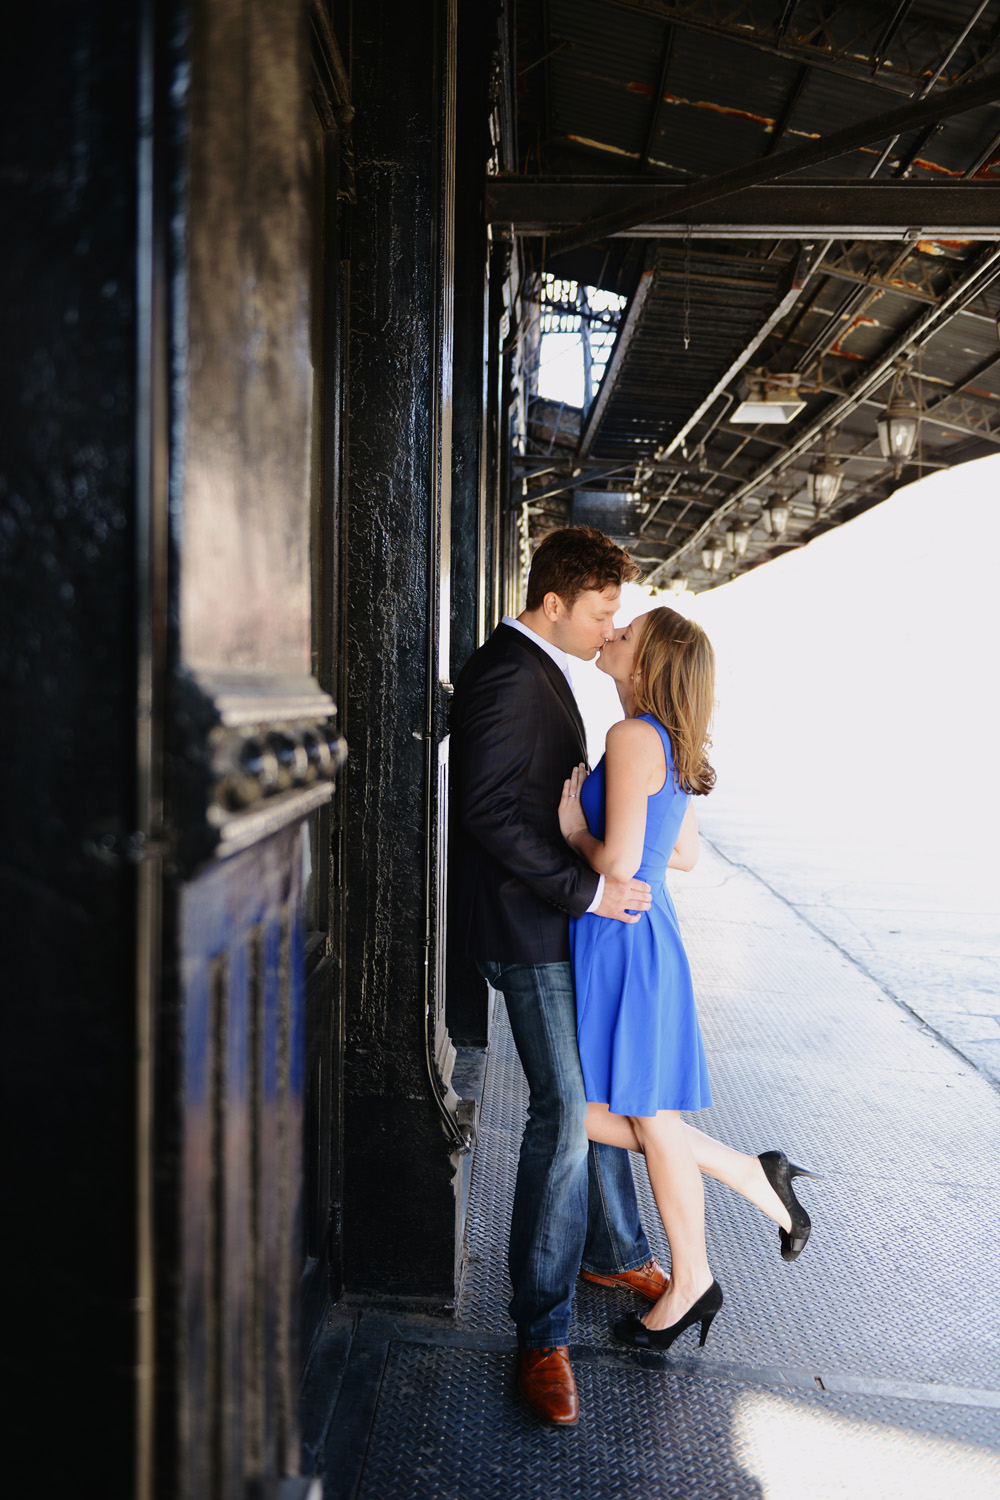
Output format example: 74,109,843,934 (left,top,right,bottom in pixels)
876,358,921,476
726,517,751,556
731,369,807,424
669,572,688,595
762,497,789,535
701,536,725,571
807,429,843,510
760,473,794,535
